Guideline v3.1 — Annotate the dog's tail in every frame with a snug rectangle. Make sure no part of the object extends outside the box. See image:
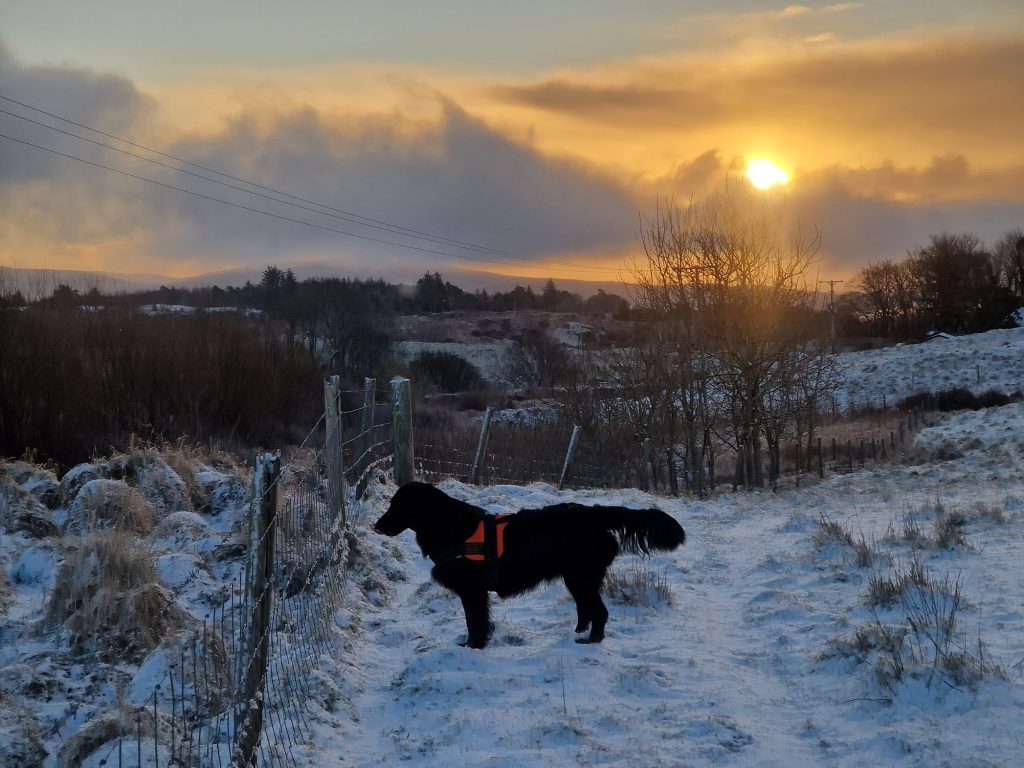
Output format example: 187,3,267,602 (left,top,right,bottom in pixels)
589,506,686,555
